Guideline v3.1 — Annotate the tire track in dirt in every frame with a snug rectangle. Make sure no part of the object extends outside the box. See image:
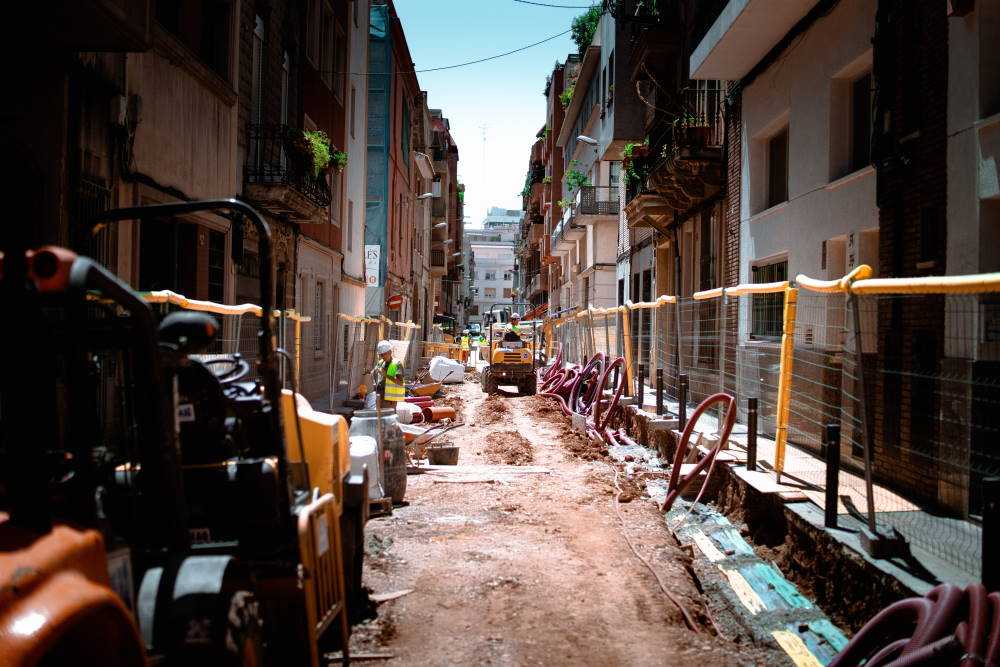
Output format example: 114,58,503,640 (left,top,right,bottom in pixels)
350,381,782,666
